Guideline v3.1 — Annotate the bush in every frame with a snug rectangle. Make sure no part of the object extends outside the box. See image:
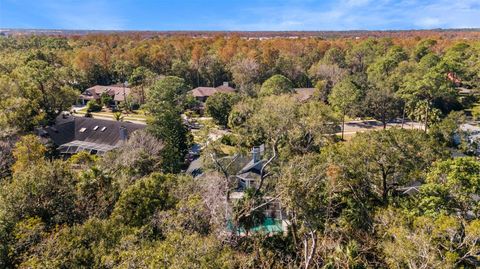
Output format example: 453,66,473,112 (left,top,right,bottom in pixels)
86,101,102,112
129,102,140,111
221,134,237,146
